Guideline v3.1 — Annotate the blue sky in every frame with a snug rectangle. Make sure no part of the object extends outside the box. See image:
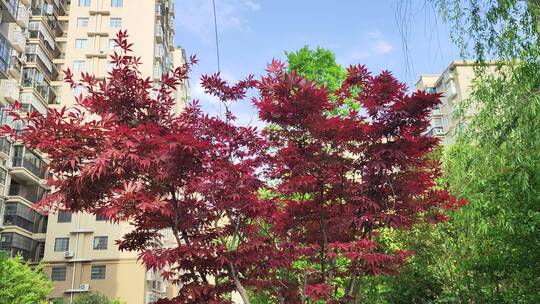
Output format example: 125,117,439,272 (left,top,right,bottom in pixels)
173,0,461,125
